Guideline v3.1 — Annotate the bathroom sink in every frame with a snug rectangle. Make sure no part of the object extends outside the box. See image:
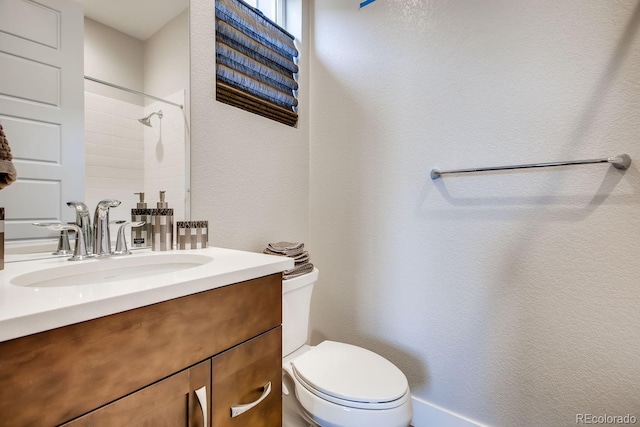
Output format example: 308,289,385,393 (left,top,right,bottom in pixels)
10,254,214,288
